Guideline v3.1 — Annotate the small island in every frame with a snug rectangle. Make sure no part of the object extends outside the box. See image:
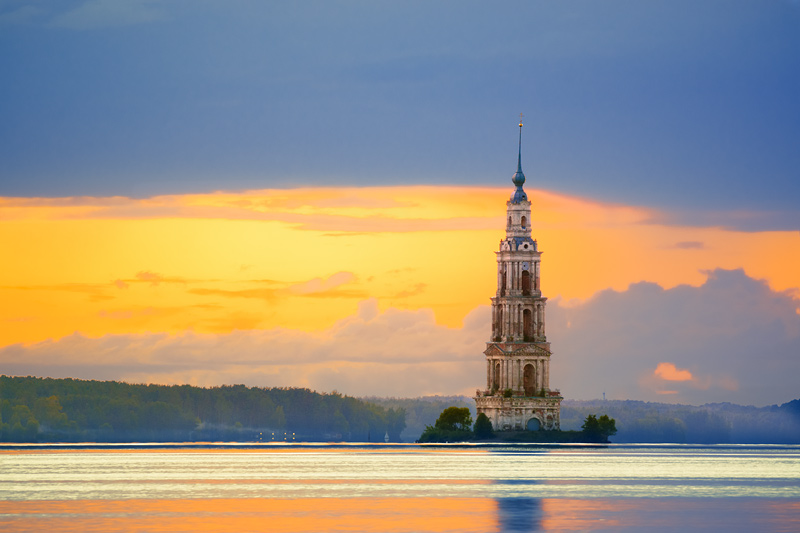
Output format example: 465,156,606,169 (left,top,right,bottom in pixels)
418,407,617,444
